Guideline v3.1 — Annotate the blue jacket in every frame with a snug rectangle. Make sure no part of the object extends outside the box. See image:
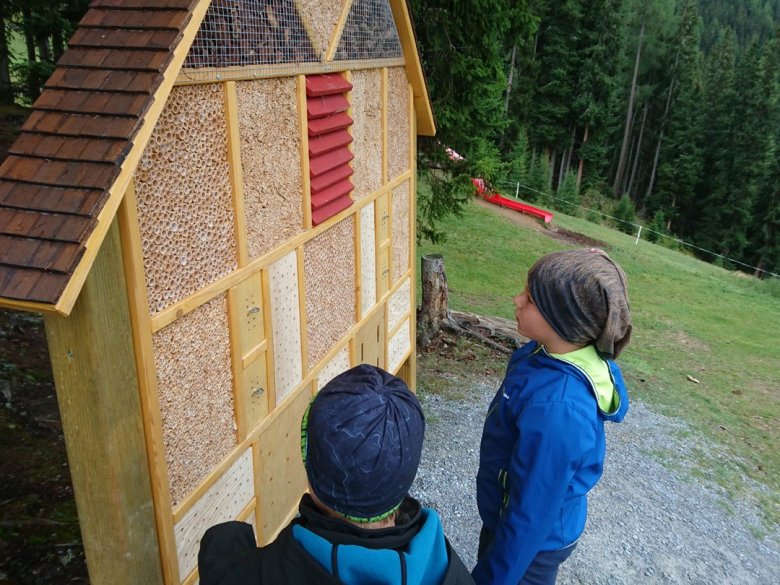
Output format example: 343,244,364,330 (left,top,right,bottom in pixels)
472,341,629,585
